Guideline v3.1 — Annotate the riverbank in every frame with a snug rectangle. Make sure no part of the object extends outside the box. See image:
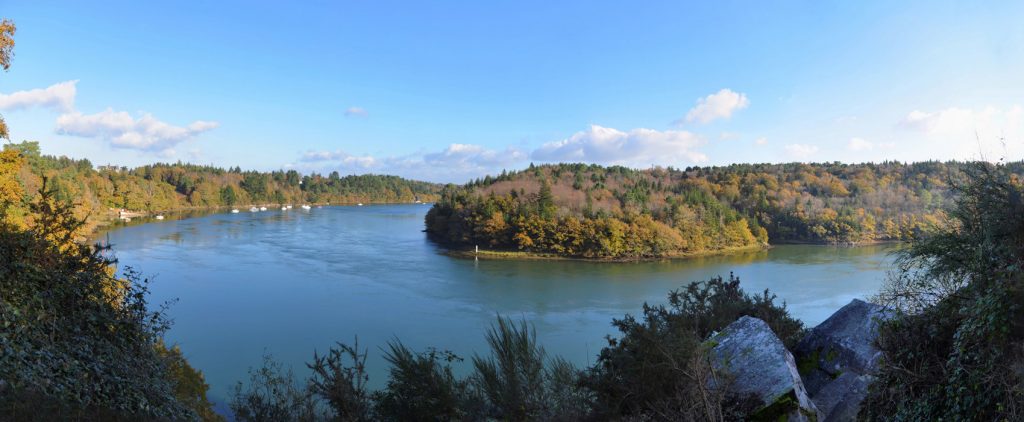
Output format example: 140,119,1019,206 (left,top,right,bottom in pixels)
87,201,434,239
443,243,768,263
